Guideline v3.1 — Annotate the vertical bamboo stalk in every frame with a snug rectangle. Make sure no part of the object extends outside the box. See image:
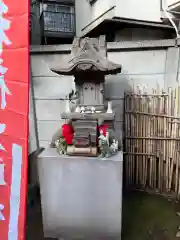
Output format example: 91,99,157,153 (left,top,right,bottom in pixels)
168,88,175,191
127,94,130,186
135,94,139,185
143,85,148,187
176,86,180,196
169,87,178,191
165,88,171,191
131,95,135,185
157,84,161,191
139,88,143,186
163,93,167,192
147,93,152,187
136,87,141,185
152,88,157,189
160,91,165,192
129,96,133,185
162,92,167,191
157,91,161,191
141,89,145,187
124,93,129,187
144,99,148,187
175,86,180,195
149,89,154,188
